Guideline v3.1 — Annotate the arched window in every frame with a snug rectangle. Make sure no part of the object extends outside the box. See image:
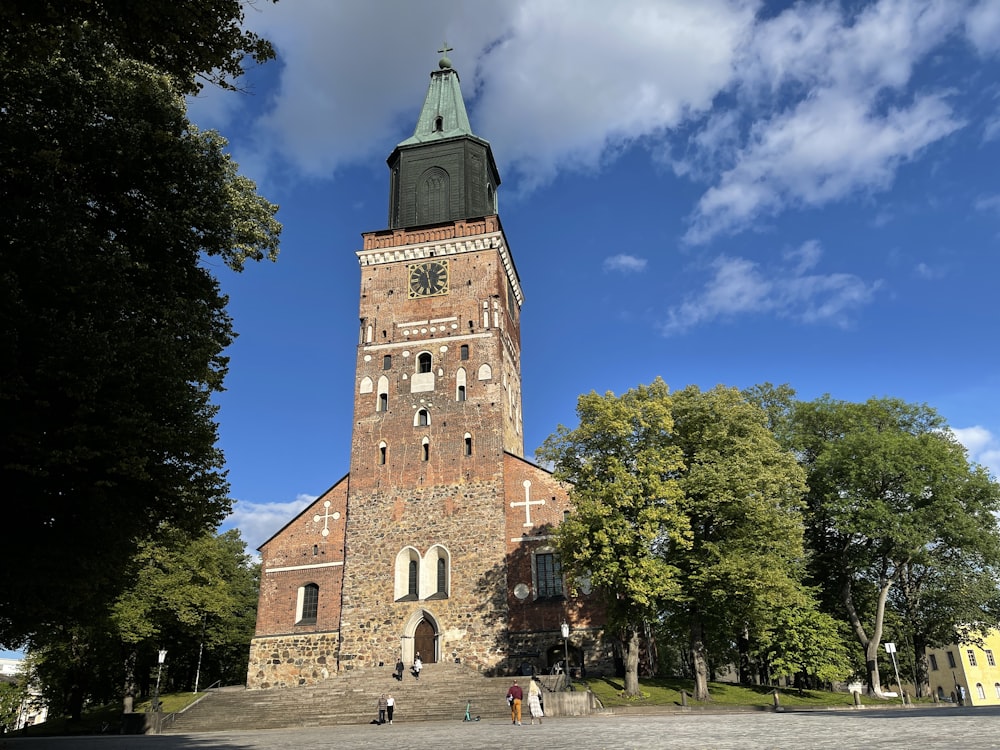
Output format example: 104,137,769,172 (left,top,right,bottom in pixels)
422,437,430,462
456,367,467,402
417,352,432,373
977,683,986,700
377,375,389,412
416,167,449,224
434,115,444,132
408,560,418,597
378,441,387,465
464,433,472,456
296,583,319,624
994,682,1000,699
425,545,450,599
478,363,492,380
395,548,420,601
415,409,430,427
359,376,373,394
